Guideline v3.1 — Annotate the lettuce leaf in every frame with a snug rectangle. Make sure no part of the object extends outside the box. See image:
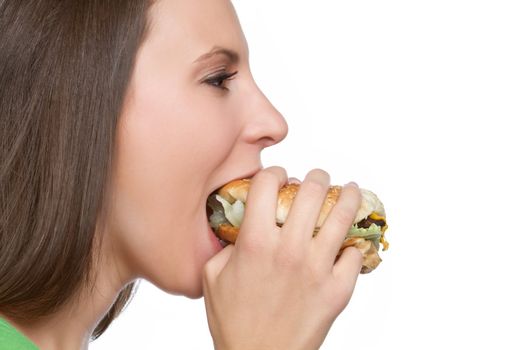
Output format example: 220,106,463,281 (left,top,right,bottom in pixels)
347,223,382,240
207,195,229,229
214,195,245,228
347,223,382,249
209,194,382,246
